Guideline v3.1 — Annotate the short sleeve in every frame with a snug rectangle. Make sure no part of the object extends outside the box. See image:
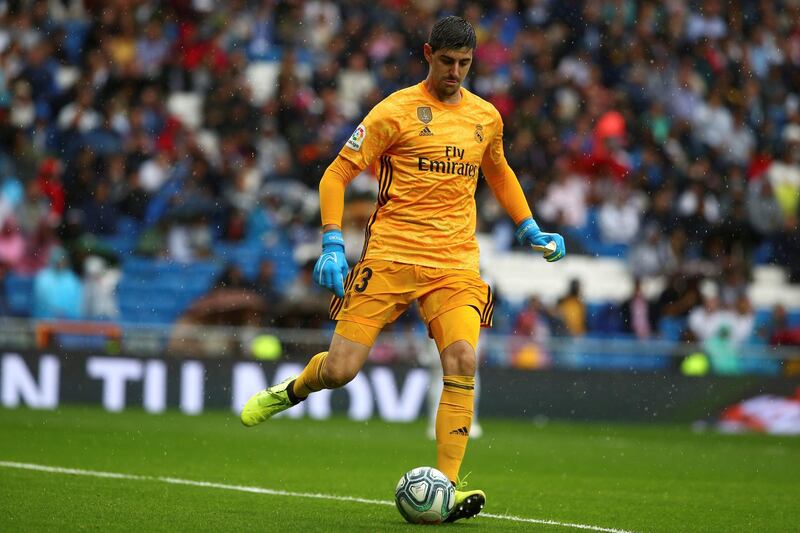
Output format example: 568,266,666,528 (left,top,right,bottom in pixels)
338,100,399,170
